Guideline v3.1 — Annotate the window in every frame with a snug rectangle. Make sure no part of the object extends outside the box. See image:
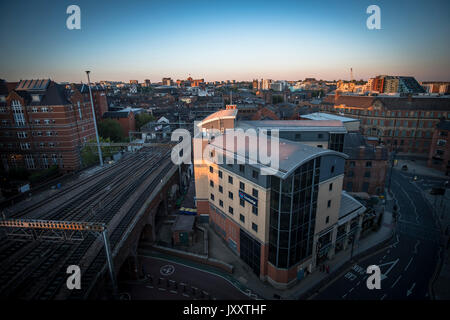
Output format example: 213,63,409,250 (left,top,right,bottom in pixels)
218,170,223,178
44,119,50,125
219,200,223,207
317,145,323,148
228,206,234,215
318,133,323,139
326,216,330,224
240,199,245,207
210,193,215,201
331,165,335,174
240,214,245,223
210,180,214,187
209,166,213,173
219,185,223,193
239,181,245,190
252,206,258,216
366,161,372,168
329,183,333,191
252,170,258,179
252,223,258,232
239,164,245,172
228,176,233,184
349,161,356,168
228,191,233,200
364,171,371,178
252,188,258,198
327,200,331,208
